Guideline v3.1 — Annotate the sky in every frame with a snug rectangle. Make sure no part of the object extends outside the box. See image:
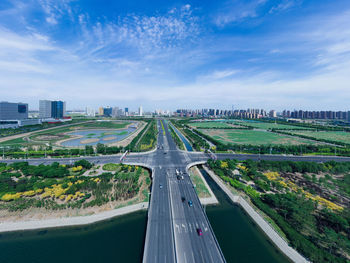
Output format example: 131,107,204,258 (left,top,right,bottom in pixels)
0,0,350,111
